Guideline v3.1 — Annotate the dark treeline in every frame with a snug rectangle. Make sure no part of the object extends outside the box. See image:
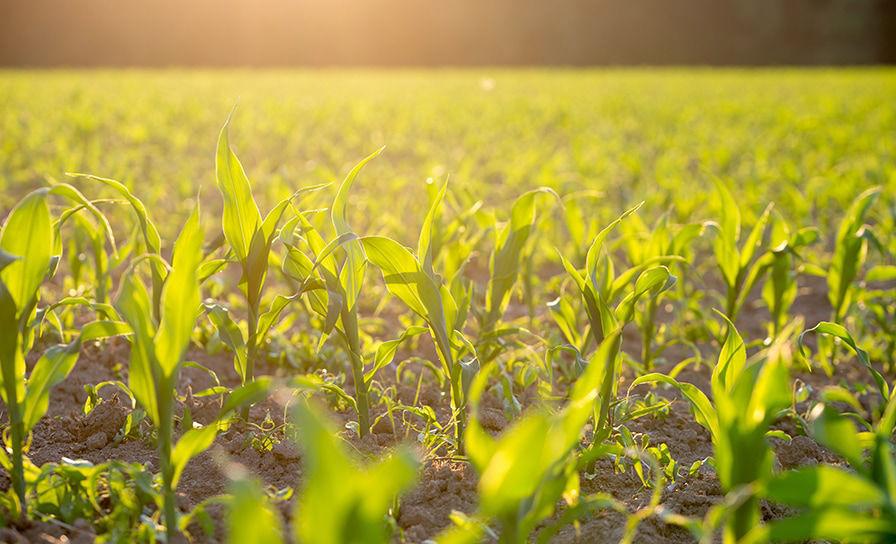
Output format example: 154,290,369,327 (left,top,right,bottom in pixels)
1,0,893,66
